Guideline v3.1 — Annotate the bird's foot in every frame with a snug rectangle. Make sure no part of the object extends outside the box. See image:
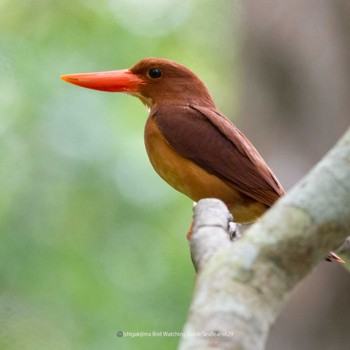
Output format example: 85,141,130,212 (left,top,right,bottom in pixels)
228,222,240,241
186,202,197,240
326,251,345,263
186,224,193,240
